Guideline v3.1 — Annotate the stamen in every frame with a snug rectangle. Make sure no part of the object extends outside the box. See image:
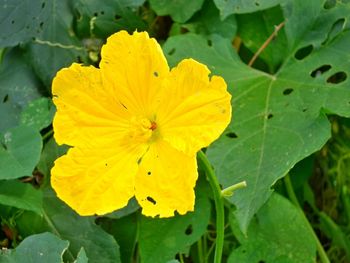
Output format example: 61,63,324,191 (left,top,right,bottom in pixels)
150,121,157,131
